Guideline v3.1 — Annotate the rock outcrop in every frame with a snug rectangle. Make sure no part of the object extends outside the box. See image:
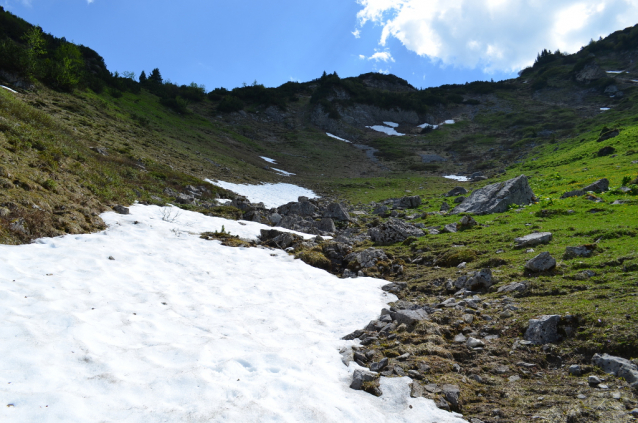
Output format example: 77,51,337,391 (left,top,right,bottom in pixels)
368,218,425,245
451,175,535,215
